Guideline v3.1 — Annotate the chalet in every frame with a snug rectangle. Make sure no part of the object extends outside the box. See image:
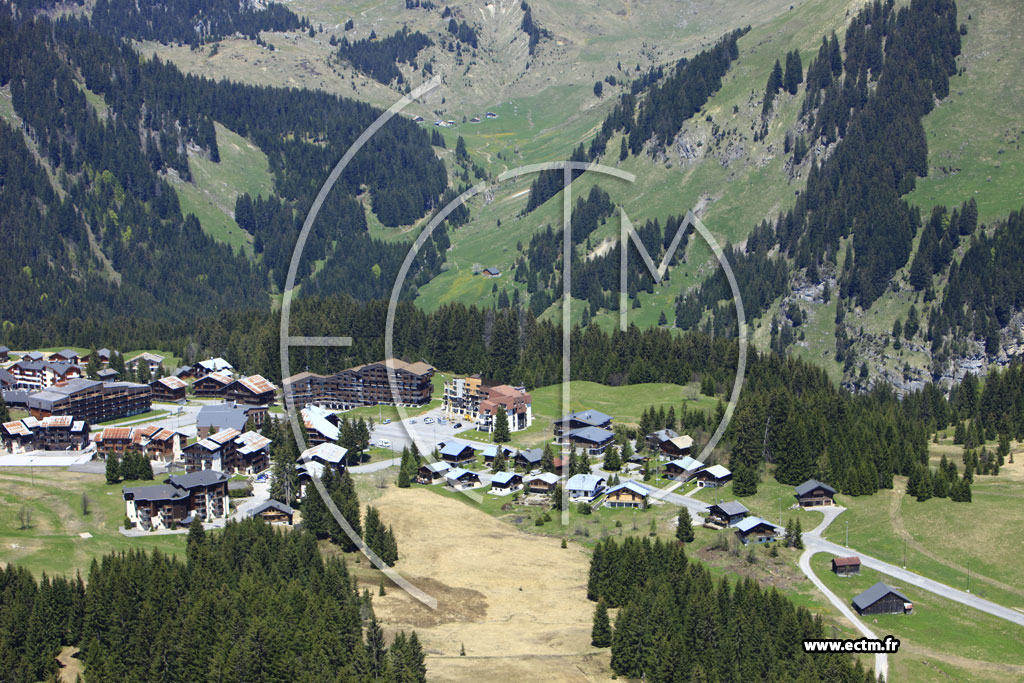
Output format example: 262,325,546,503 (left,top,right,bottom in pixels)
469,116,481,123
8,360,82,391
553,410,612,441
416,461,451,484
183,435,230,472
646,429,694,457
552,455,570,475
734,516,781,544
481,444,515,466
96,348,113,365
126,353,164,377
514,448,544,470
196,357,234,377
525,471,559,493
223,374,277,406
795,479,836,507
122,470,228,530
196,402,265,437
173,365,195,380
249,499,294,525
299,442,348,477
485,111,498,118
488,471,523,493
411,115,424,122
50,349,80,365
603,481,649,509
663,456,702,481
94,426,137,458
1,416,89,453
150,376,187,402
302,404,340,445
445,467,482,491
481,267,500,277
139,428,182,462
563,426,615,455
97,368,120,381
705,500,749,527
0,345,8,361
692,465,732,488
832,556,861,577
852,582,912,616
233,431,271,473
192,371,233,398
23,352,44,362
0,368,15,390
565,473,606,501
438,440,478,465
